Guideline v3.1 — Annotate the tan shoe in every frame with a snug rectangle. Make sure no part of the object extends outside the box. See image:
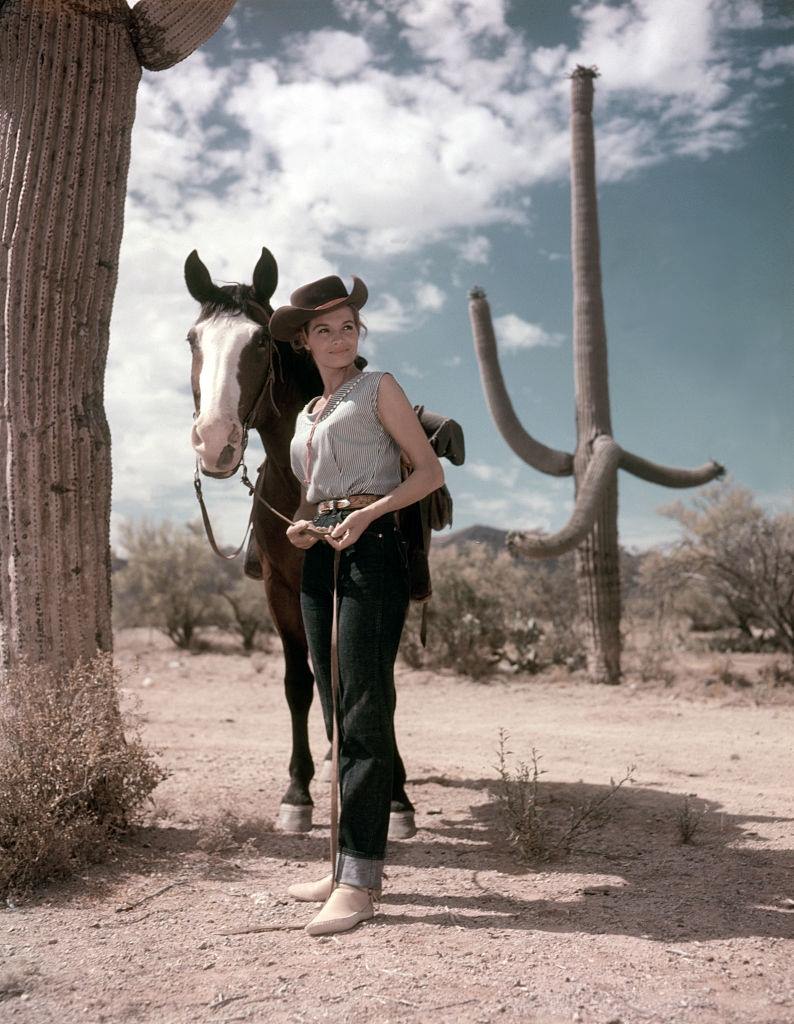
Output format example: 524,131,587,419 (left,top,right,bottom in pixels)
287,873,334,903
304,884,376,937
